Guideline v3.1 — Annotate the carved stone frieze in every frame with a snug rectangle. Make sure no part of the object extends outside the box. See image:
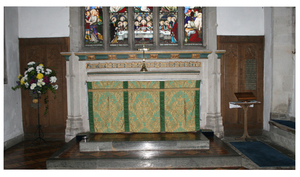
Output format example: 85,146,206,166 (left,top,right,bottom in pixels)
86,61,201,69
